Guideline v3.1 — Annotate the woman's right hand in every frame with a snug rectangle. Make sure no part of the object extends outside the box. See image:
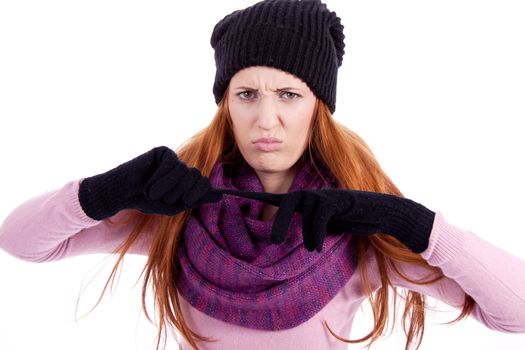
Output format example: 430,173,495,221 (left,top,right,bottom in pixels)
78,146,222,220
